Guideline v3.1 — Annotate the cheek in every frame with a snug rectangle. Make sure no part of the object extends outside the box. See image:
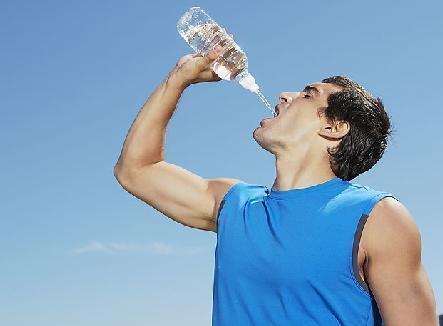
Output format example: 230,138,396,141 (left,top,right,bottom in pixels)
290,109,319,125
285,111,322,135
